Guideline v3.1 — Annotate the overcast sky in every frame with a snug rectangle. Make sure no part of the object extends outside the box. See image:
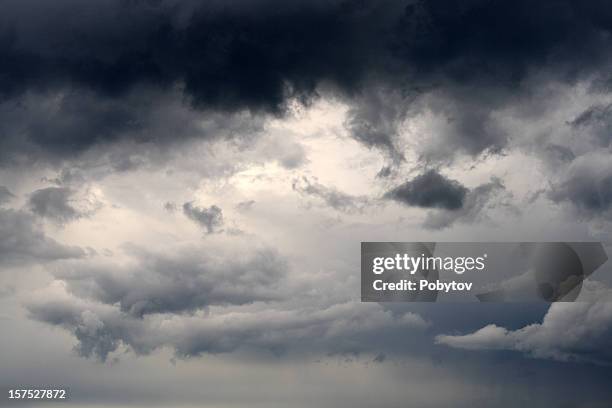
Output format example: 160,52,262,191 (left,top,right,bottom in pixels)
2,1,612,407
